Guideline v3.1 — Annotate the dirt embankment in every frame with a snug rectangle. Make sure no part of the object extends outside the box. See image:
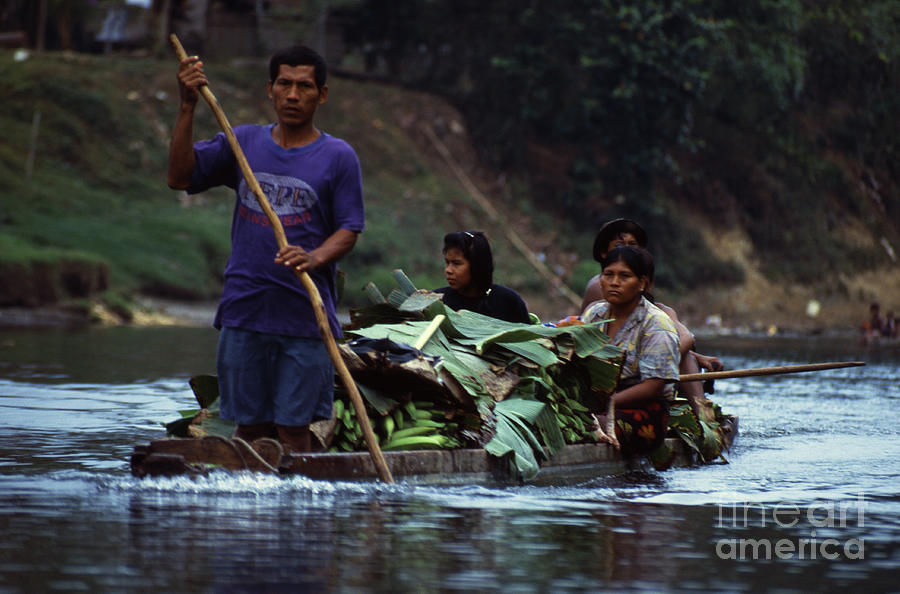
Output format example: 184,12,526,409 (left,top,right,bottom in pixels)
1,266,890,336
2,60,895,336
